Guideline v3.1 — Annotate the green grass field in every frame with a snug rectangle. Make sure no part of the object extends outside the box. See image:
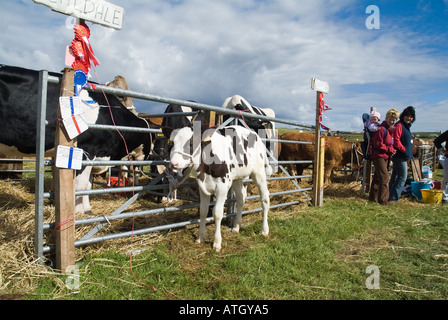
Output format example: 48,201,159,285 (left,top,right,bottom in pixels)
1,134,445,302
24,179,448,301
